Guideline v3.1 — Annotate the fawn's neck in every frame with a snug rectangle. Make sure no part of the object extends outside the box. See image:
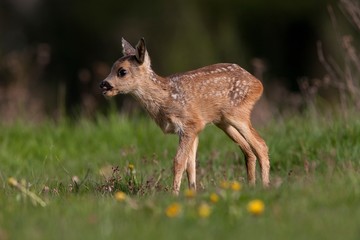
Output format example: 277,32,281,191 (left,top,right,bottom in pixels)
131,71,169,119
